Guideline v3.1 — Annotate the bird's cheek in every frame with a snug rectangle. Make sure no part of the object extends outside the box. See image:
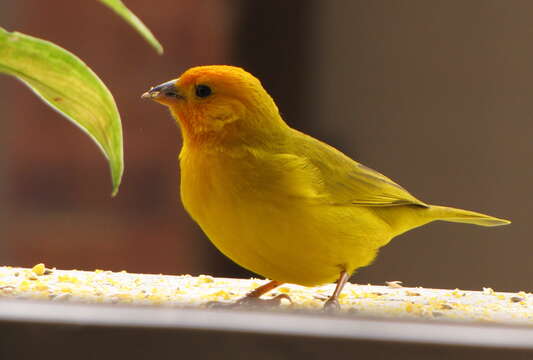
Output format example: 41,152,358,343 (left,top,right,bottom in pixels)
190,115,231,134
211,111,240,125
203,103,243,130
